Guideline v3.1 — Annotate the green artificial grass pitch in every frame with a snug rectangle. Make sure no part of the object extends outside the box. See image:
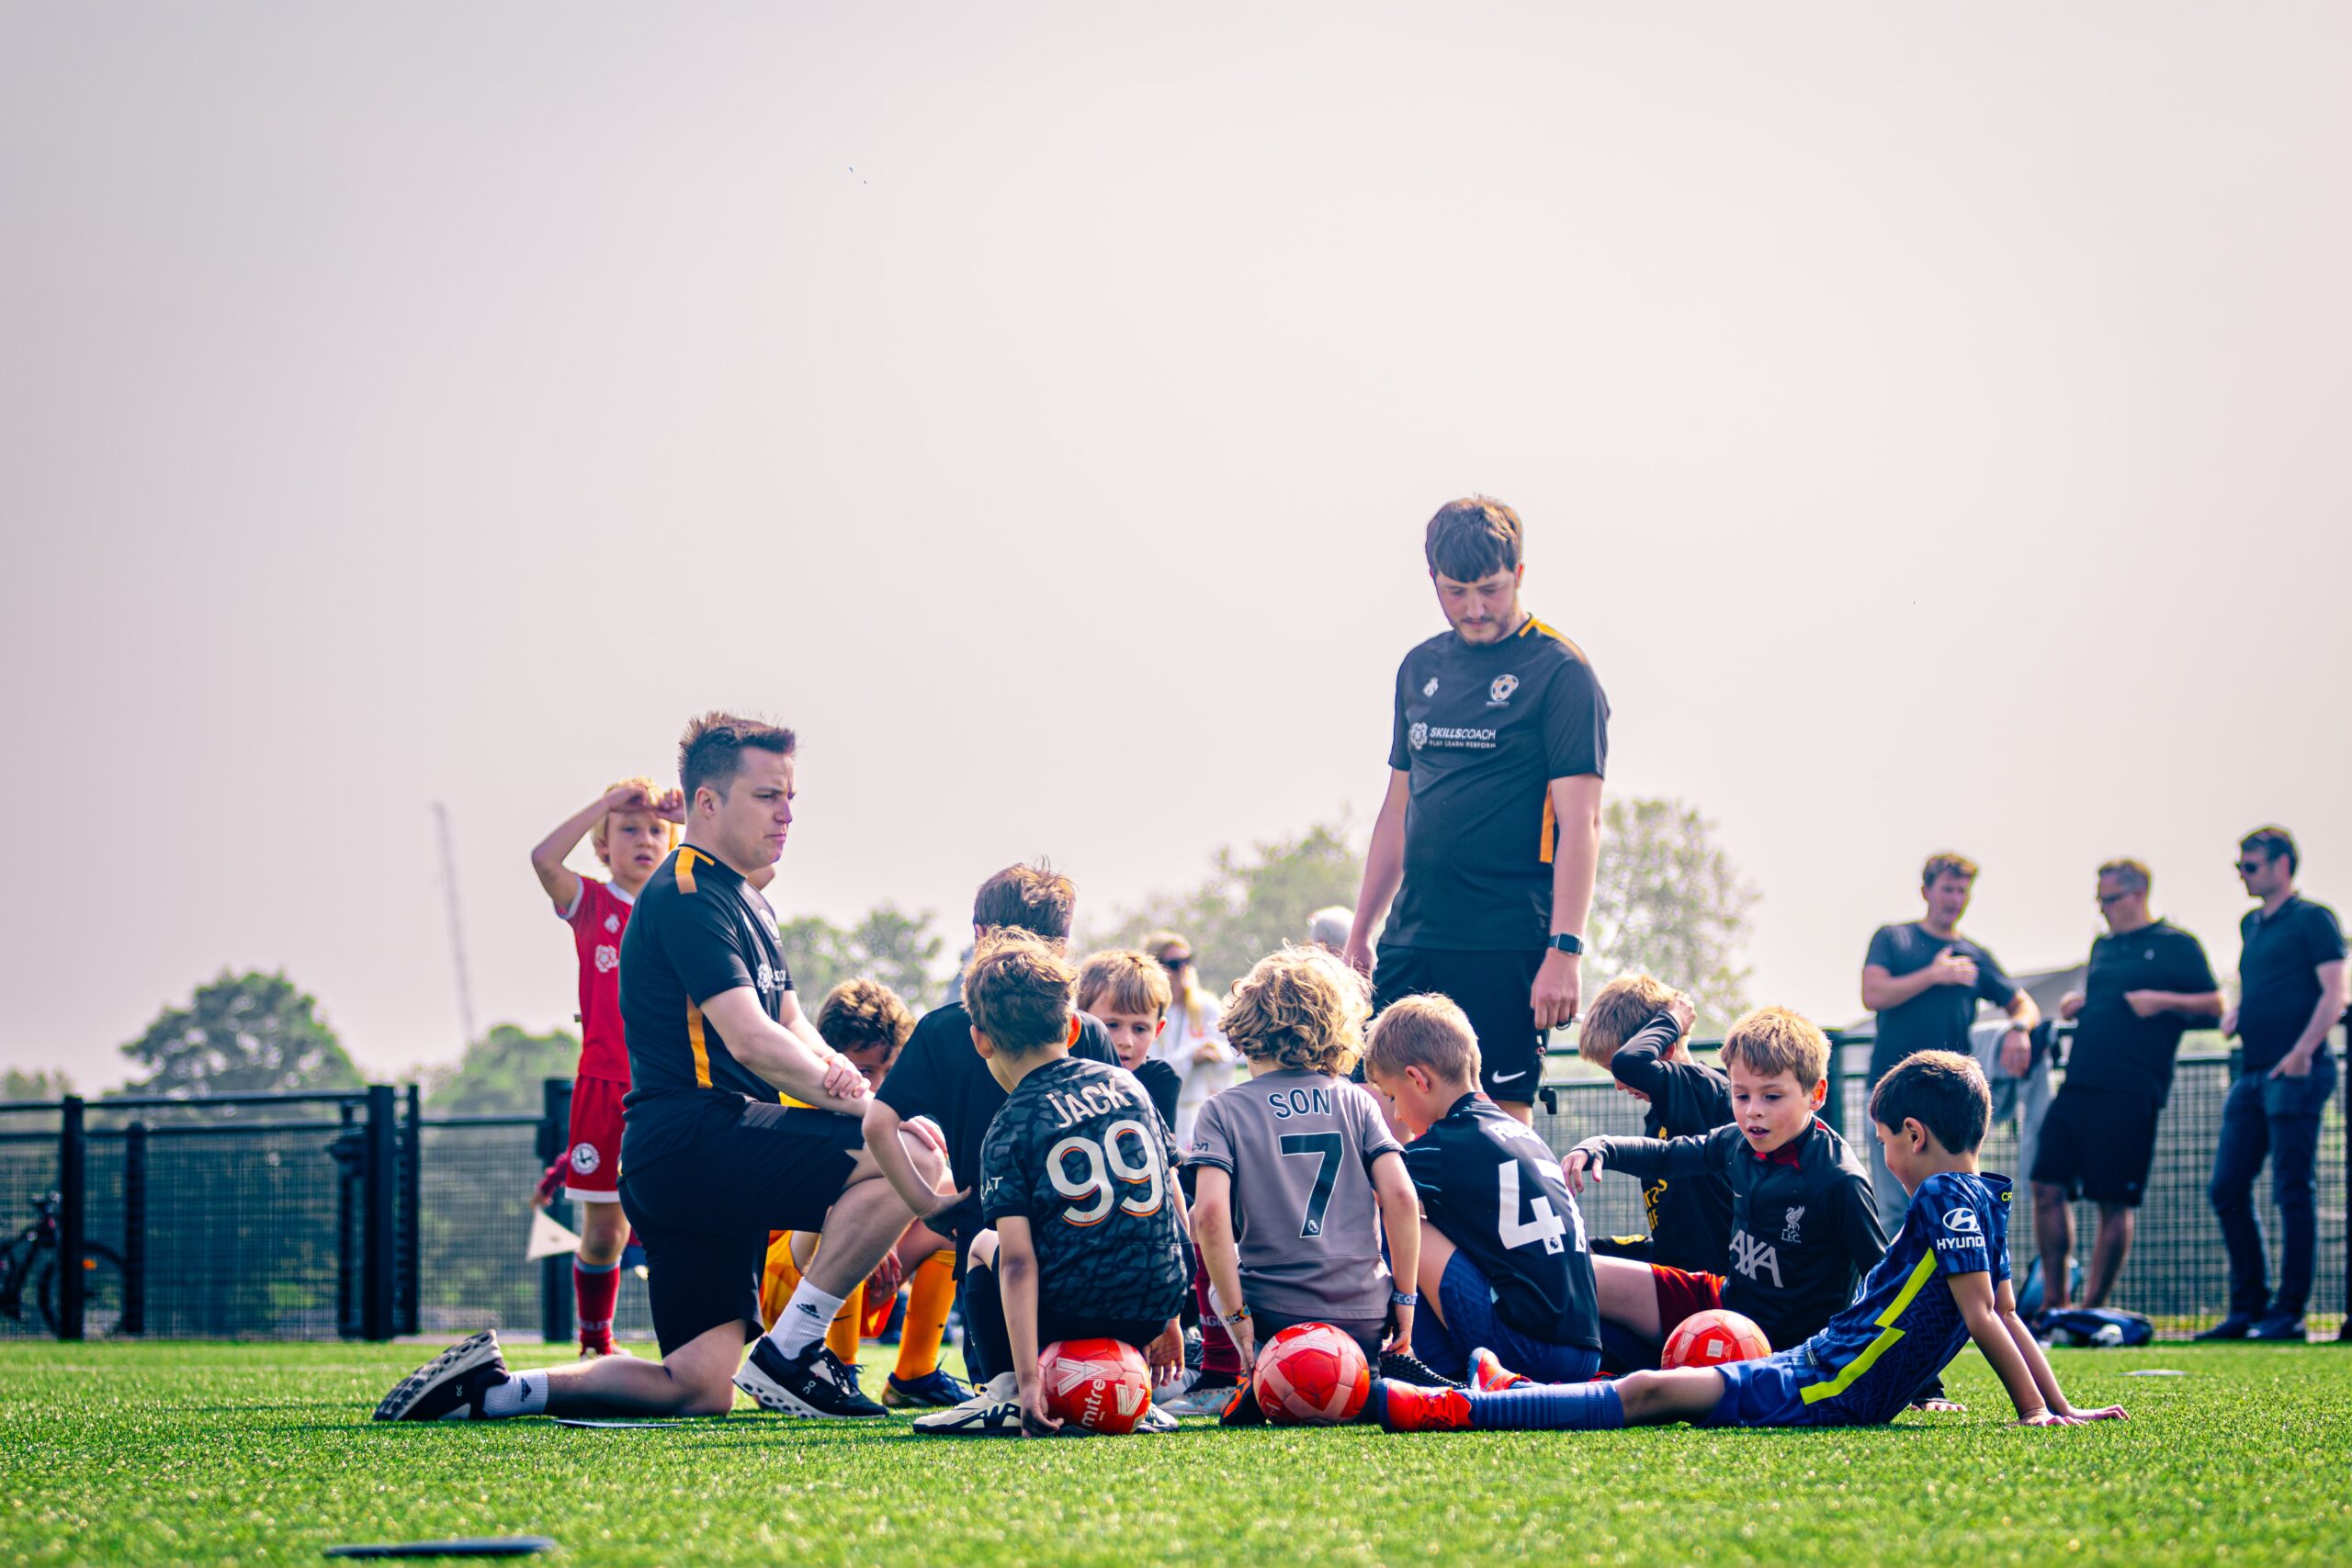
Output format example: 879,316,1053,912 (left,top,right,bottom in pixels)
2,1341,2347,1566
